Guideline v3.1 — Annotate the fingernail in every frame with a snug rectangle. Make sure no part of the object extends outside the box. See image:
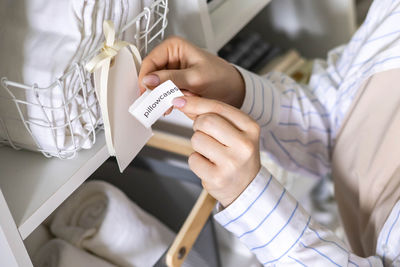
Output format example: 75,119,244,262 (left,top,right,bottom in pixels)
173,97,186,108
142,74,160,87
